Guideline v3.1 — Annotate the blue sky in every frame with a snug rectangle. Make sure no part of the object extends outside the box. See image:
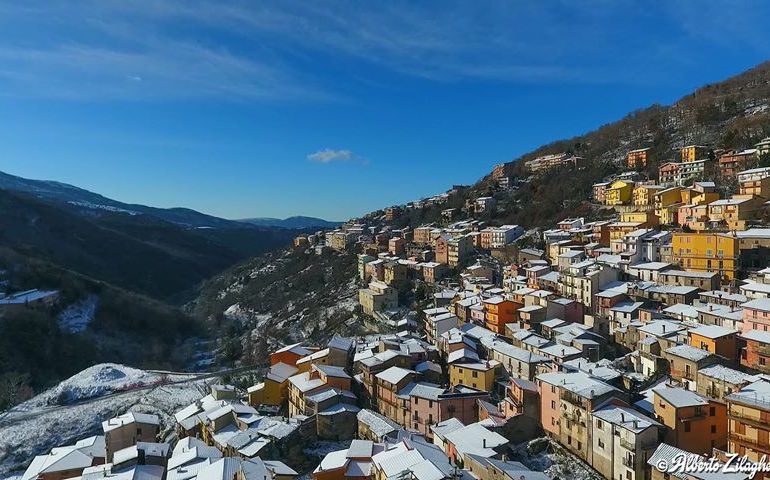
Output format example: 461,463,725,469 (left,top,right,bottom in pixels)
1,1,769,220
